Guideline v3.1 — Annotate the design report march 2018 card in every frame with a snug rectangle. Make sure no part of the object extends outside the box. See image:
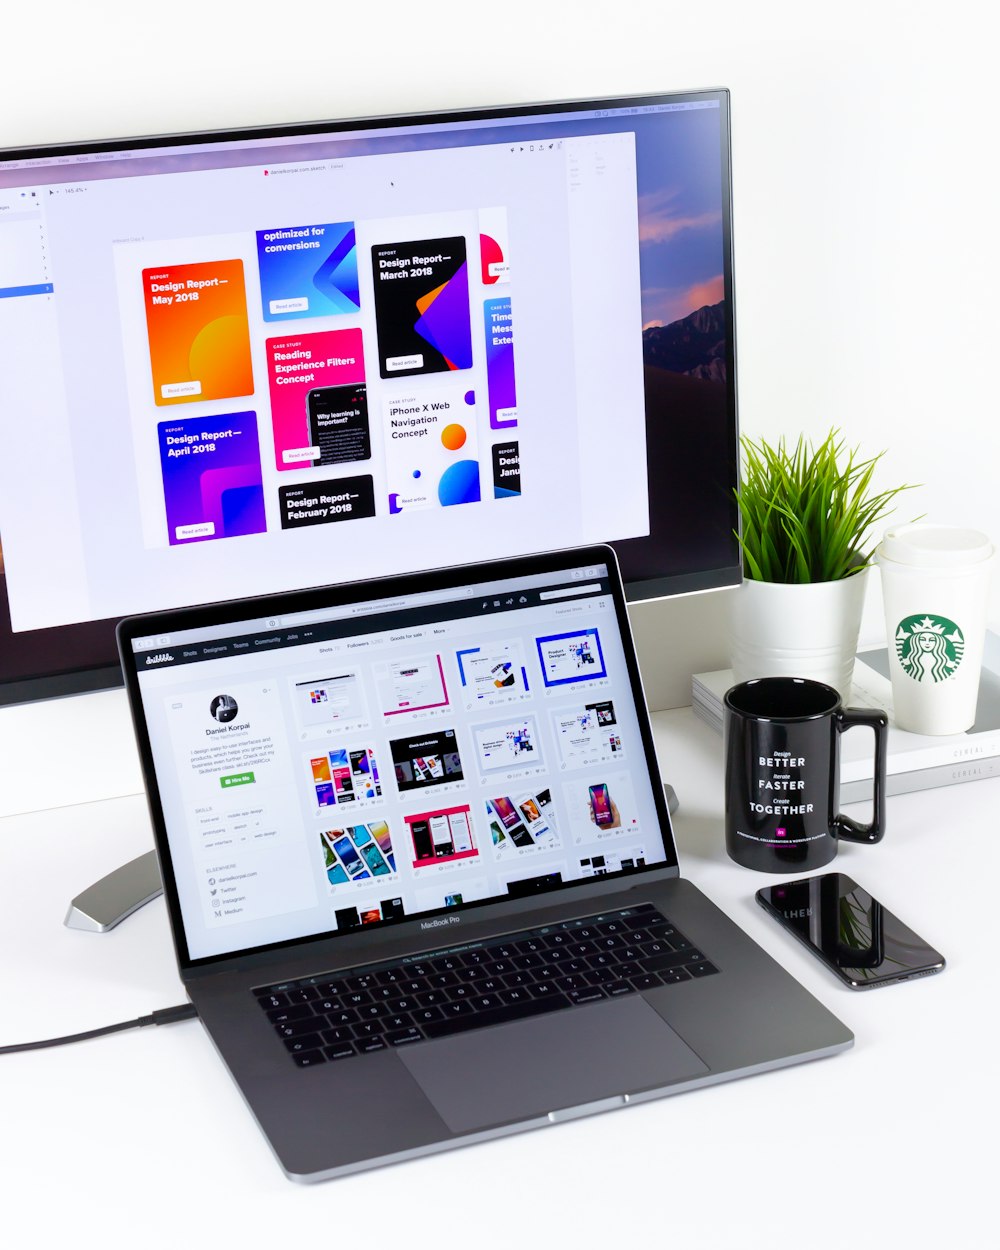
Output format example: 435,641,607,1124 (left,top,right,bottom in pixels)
371,237,473,379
